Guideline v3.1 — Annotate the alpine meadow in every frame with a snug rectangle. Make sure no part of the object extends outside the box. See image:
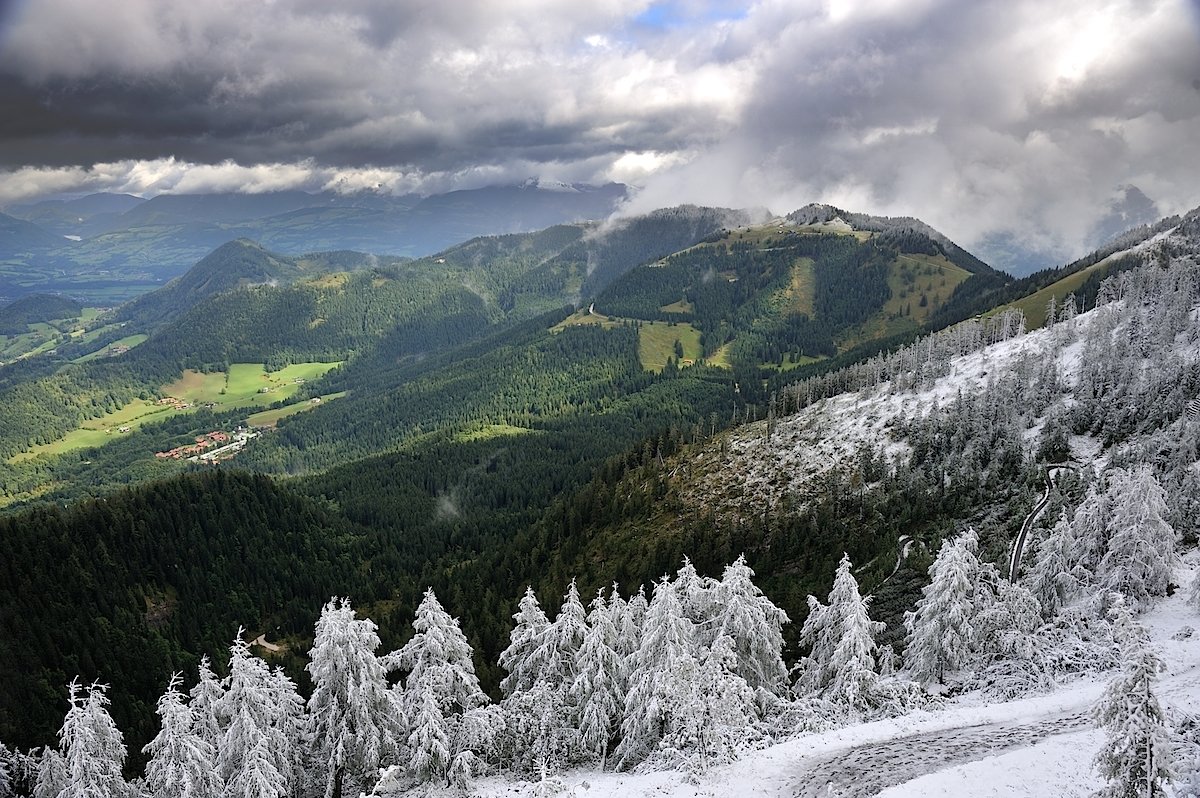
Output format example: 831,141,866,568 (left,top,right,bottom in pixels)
2,2,1200,798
